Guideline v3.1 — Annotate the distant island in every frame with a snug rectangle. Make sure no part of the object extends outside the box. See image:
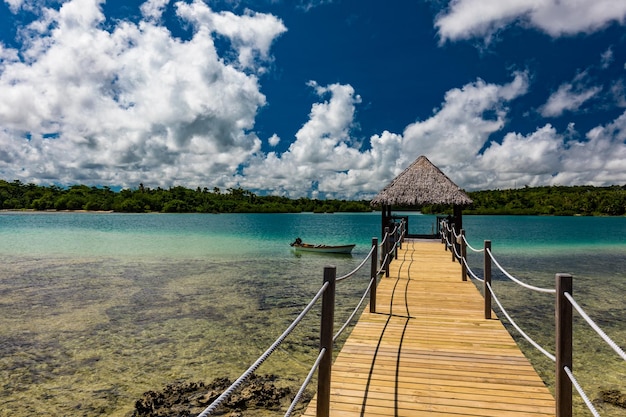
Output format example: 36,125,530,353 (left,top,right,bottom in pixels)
1,180,625,216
